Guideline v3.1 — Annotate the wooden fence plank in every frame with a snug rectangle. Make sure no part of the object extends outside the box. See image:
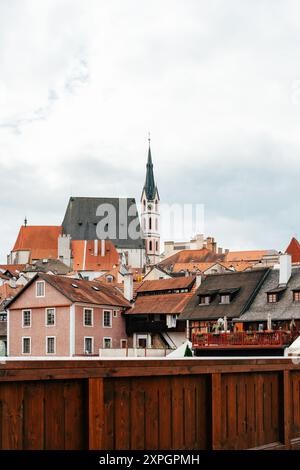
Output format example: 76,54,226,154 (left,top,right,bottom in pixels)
88,377,105,450
211,373,222,450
